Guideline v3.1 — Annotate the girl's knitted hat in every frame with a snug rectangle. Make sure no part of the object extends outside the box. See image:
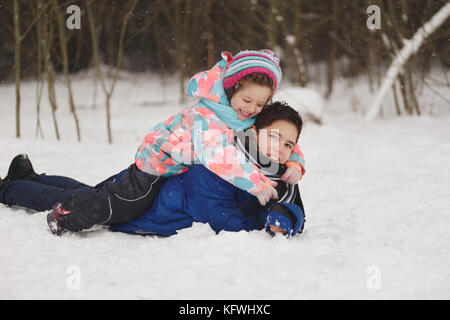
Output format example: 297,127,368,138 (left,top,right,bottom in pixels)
223,49,283,92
